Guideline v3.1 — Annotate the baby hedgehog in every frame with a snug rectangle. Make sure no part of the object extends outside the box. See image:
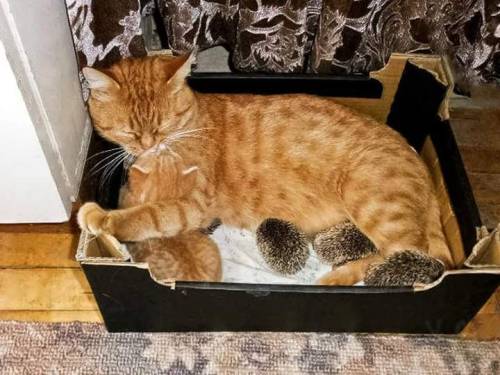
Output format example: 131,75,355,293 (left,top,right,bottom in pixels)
364,250,445,287
256,218,309,275
313,221,377,266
